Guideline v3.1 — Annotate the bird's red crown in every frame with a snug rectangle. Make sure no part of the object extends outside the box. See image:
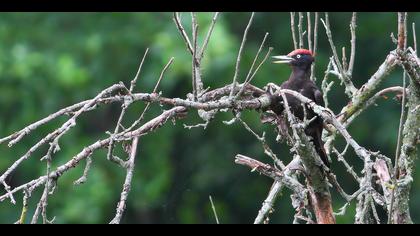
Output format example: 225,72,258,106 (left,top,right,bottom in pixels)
287,49,313,57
